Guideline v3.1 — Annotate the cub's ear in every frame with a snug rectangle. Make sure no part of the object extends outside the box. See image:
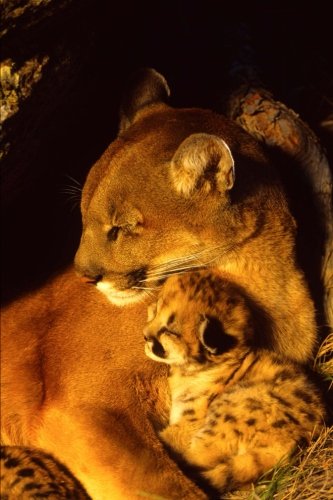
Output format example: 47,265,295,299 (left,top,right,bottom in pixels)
170,133,235,197
198,314,237,355
119,68,170,133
